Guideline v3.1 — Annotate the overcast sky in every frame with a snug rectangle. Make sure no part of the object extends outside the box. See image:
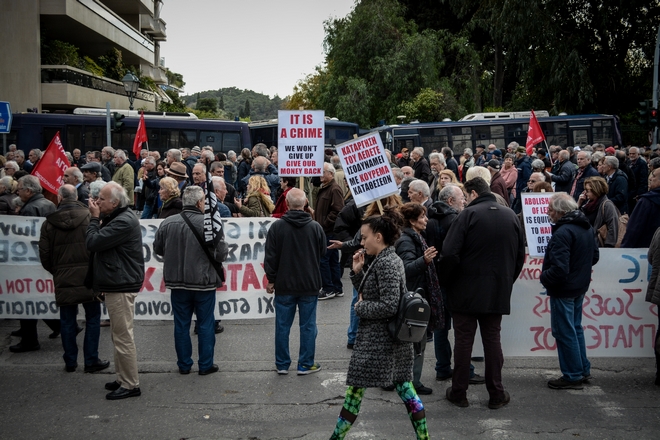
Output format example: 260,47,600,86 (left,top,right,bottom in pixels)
160,0,356,98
